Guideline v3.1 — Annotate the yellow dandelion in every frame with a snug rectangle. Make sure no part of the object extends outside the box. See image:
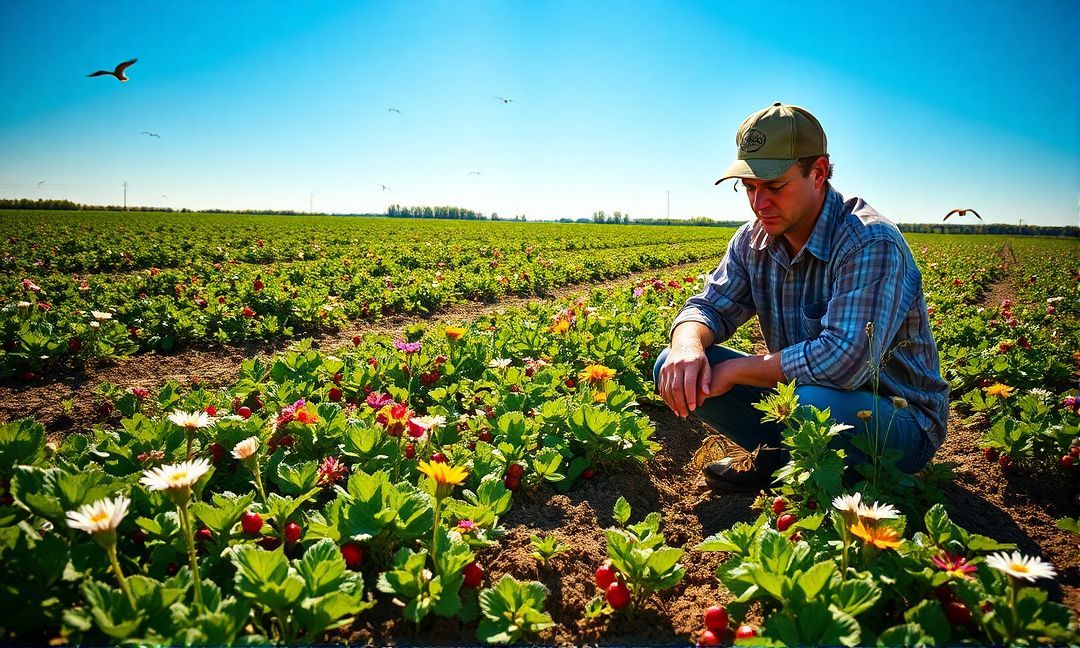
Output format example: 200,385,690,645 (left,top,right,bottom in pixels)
849,521,901,550
579,364,616,385
984,383,1015,398
445,326,466,342
417,460,469,499
550,319,570,335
